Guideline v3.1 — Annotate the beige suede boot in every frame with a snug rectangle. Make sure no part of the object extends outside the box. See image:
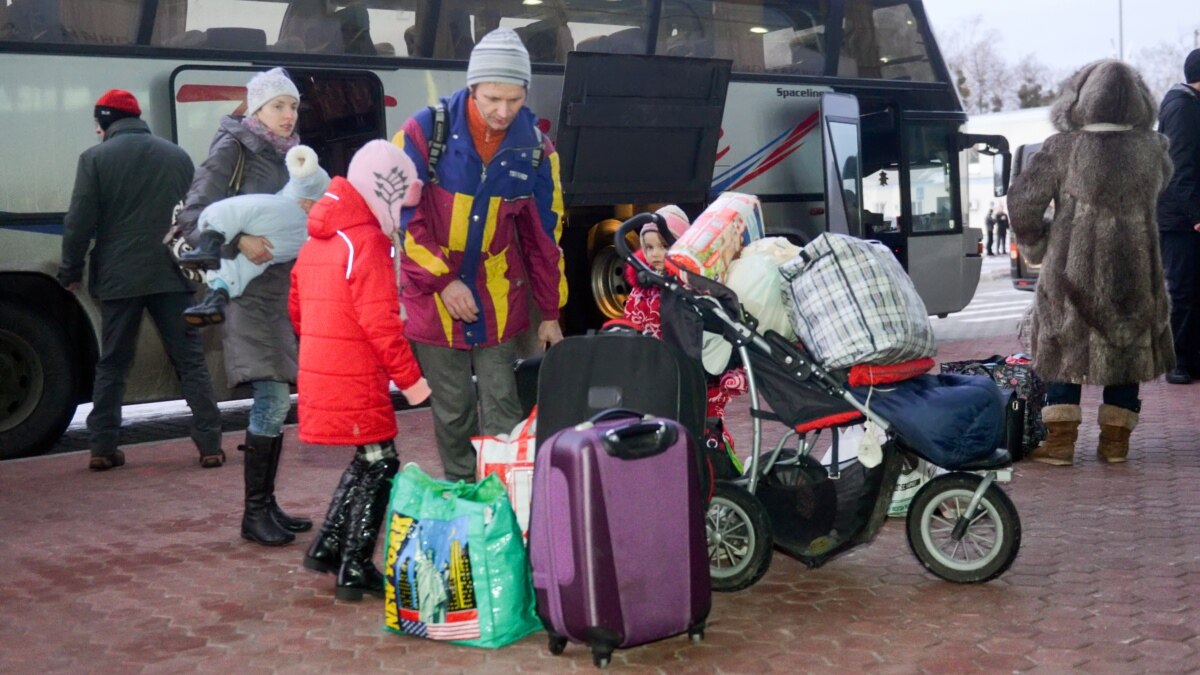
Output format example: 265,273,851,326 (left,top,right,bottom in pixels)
1097,404,1138,464
1028,404,1082,466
